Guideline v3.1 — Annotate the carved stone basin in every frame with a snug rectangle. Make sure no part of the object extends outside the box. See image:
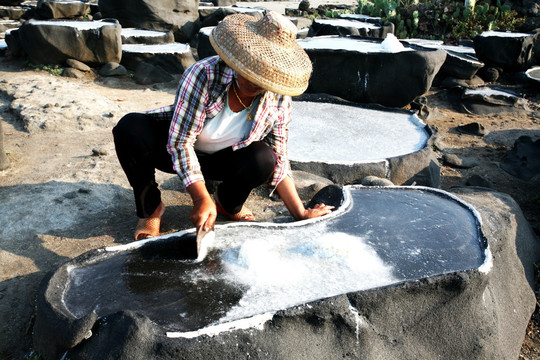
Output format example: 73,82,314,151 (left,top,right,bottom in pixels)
33,186,490,359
